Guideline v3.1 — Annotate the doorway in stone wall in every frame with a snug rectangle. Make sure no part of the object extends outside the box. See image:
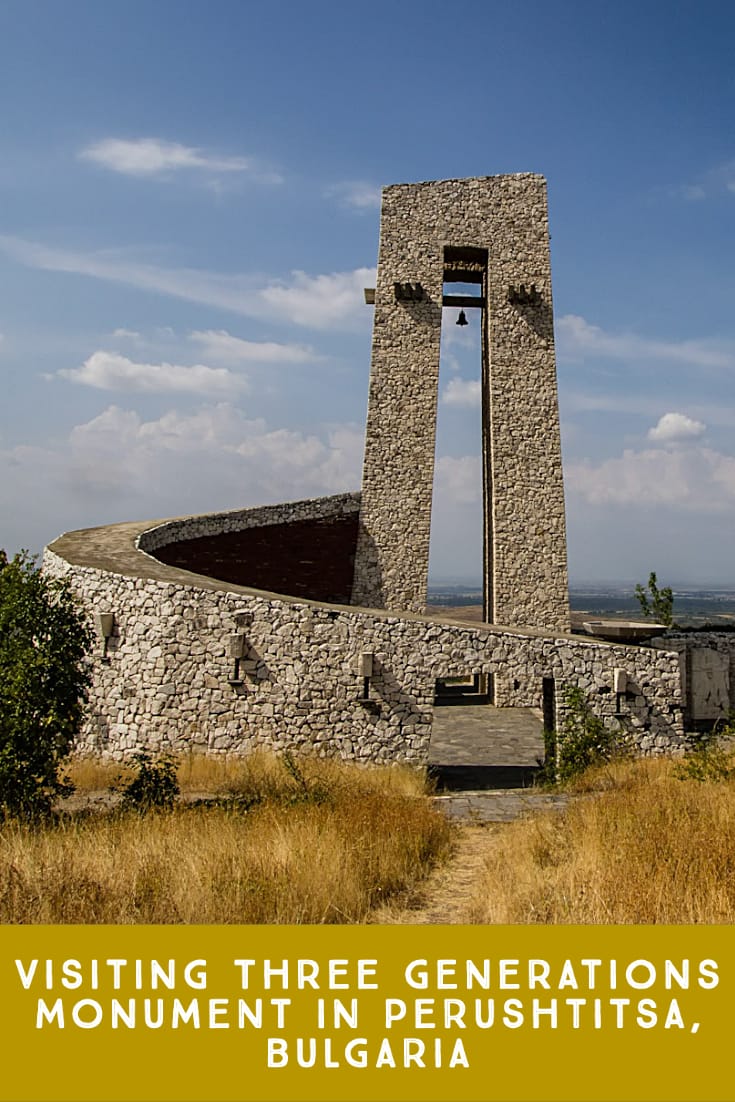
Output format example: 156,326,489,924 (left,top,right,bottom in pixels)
434,672,491,703
429,669,546,790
